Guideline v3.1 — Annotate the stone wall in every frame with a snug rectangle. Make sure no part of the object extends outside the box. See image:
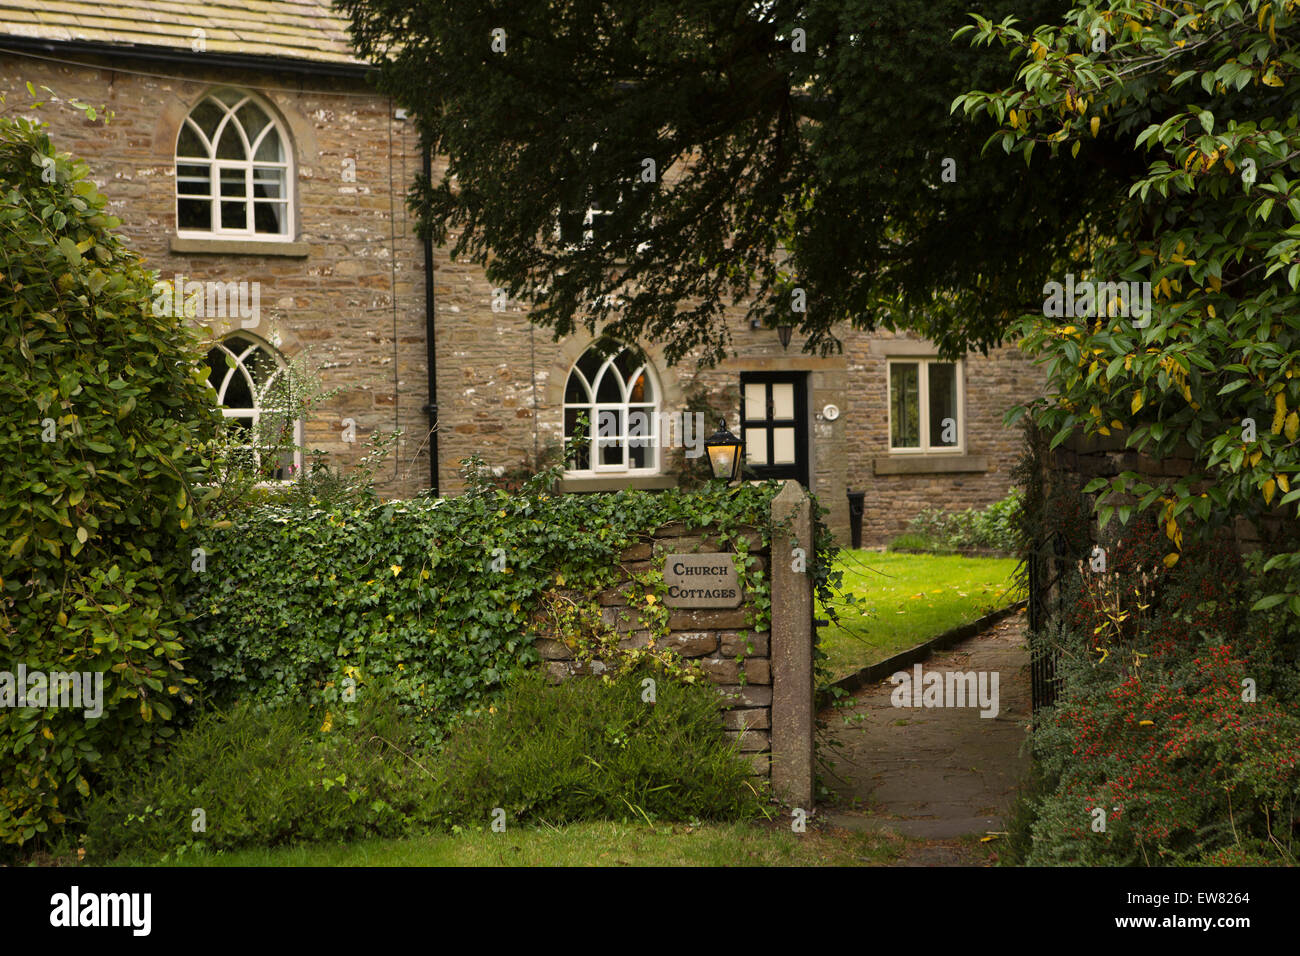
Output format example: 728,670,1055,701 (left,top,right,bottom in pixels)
1045,430,1284,553
523,480,817,808
531,521,775,776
